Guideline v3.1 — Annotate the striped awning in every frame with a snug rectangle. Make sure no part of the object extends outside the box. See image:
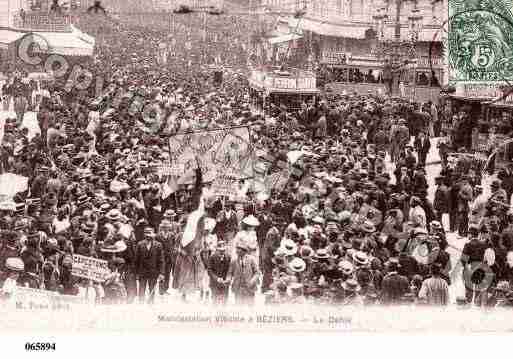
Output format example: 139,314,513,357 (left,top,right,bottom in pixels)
29,29,95,57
